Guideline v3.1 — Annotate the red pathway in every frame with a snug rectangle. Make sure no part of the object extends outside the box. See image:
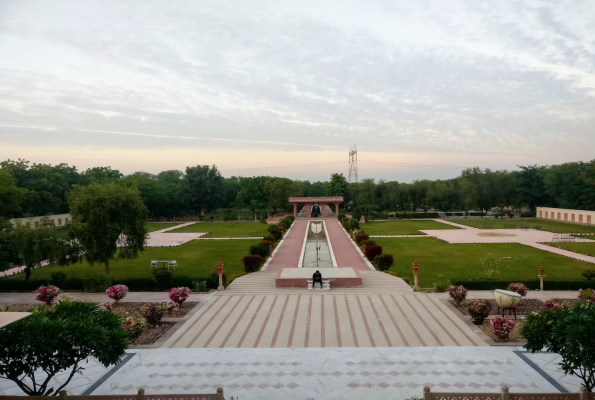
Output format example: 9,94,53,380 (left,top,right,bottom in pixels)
265,219,371,271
